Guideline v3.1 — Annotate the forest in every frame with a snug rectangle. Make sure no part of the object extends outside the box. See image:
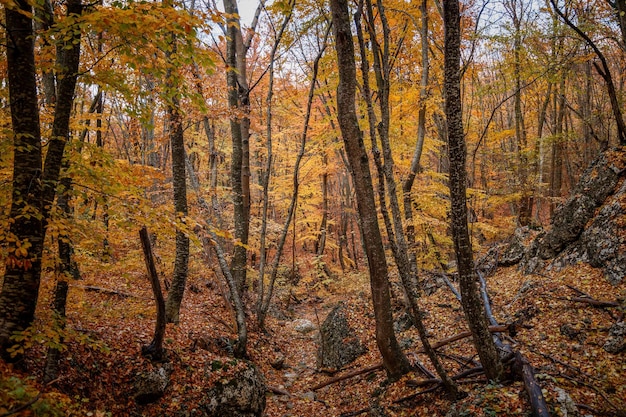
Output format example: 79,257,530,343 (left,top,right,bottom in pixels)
0,0,625,415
